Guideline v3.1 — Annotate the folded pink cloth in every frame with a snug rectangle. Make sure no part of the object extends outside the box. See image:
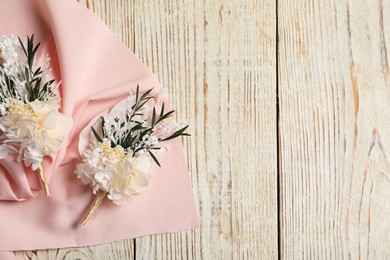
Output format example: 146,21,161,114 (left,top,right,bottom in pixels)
0,0,199,256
